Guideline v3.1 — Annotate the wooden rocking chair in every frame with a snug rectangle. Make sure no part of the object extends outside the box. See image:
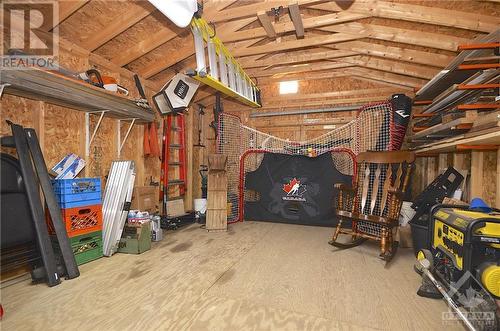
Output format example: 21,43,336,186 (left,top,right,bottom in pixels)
329,151,415,261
